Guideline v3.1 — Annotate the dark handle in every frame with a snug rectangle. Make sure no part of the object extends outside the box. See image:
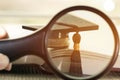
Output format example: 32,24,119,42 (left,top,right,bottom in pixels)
0,31,46,62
